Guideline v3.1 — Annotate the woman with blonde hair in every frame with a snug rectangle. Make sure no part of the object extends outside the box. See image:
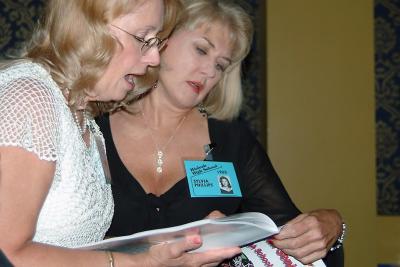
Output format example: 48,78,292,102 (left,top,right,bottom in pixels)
99,0,344,266
0,0,241,266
